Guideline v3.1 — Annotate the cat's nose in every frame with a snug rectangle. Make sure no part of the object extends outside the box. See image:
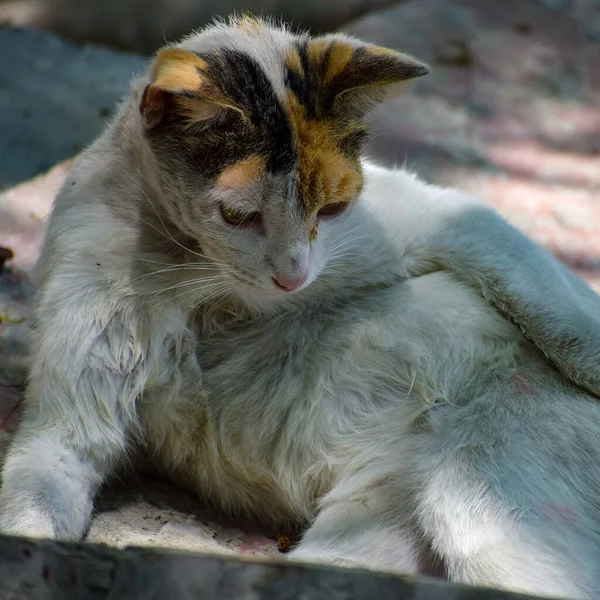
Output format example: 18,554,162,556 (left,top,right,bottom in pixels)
272,274,307,291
